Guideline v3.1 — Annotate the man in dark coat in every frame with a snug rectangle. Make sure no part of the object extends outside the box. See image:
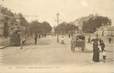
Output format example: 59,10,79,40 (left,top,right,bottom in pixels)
34,32,38,45
108,37,112,44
